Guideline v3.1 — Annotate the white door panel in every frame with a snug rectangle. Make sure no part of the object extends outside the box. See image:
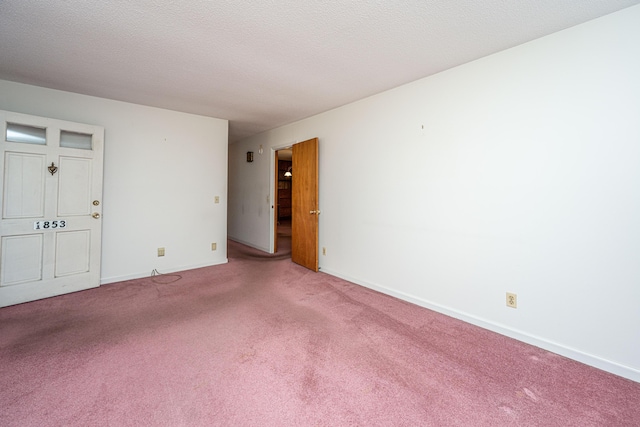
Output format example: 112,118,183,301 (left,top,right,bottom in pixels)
55,230,91,277
0,110,104,307
3,152,46,218
58,157,92,216
1,234,43,285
